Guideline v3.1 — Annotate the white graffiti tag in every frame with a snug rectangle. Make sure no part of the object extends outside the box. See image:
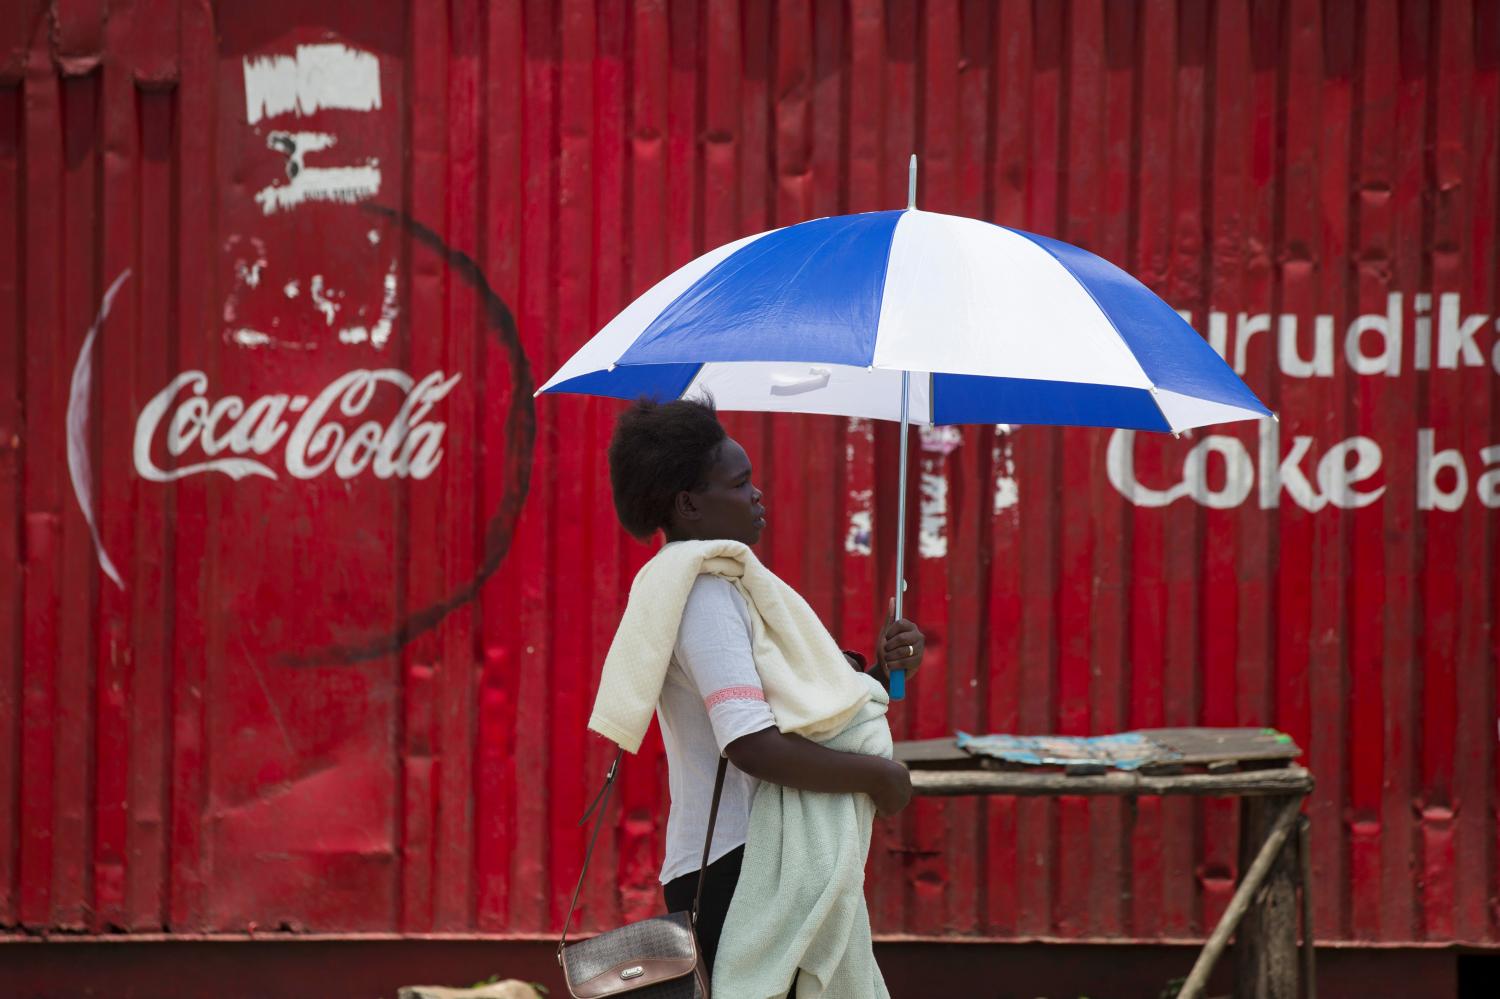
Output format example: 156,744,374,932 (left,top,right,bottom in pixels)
133,369,461,482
